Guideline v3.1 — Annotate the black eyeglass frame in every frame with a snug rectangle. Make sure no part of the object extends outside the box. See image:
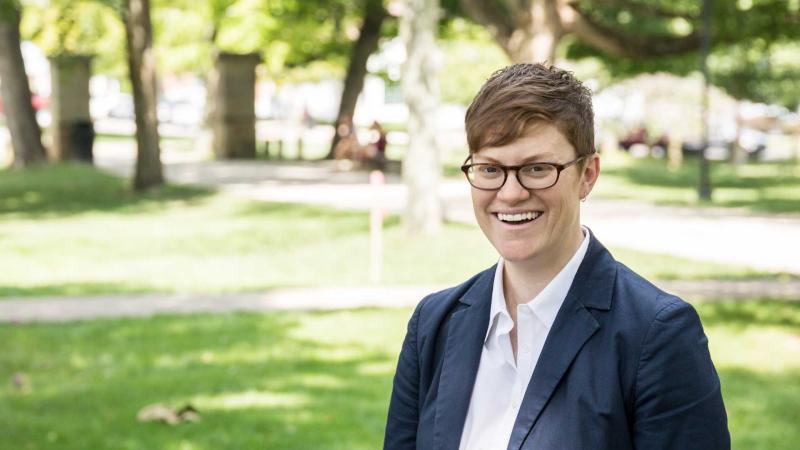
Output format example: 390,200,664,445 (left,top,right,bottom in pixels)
460,154,589,191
